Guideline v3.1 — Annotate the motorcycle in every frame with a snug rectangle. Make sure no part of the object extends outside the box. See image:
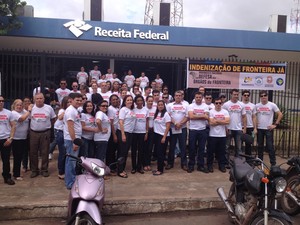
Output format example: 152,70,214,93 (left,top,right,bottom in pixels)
217,154,292,225
280,156,300,215
66,154,124,225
